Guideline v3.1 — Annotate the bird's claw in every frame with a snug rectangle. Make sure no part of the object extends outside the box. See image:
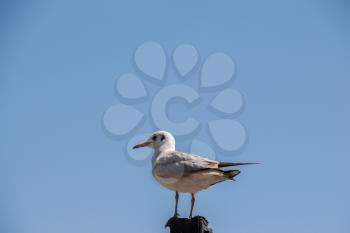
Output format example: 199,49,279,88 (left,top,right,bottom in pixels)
164,214,179,228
